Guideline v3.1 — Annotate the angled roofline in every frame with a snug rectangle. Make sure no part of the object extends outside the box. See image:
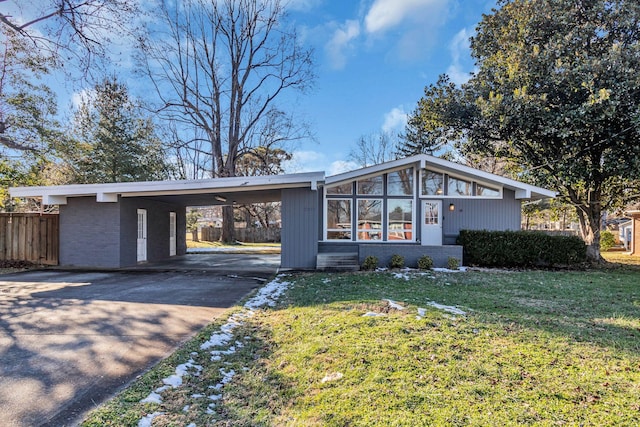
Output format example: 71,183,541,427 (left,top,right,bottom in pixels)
325,154,556,200
10,172,325,205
